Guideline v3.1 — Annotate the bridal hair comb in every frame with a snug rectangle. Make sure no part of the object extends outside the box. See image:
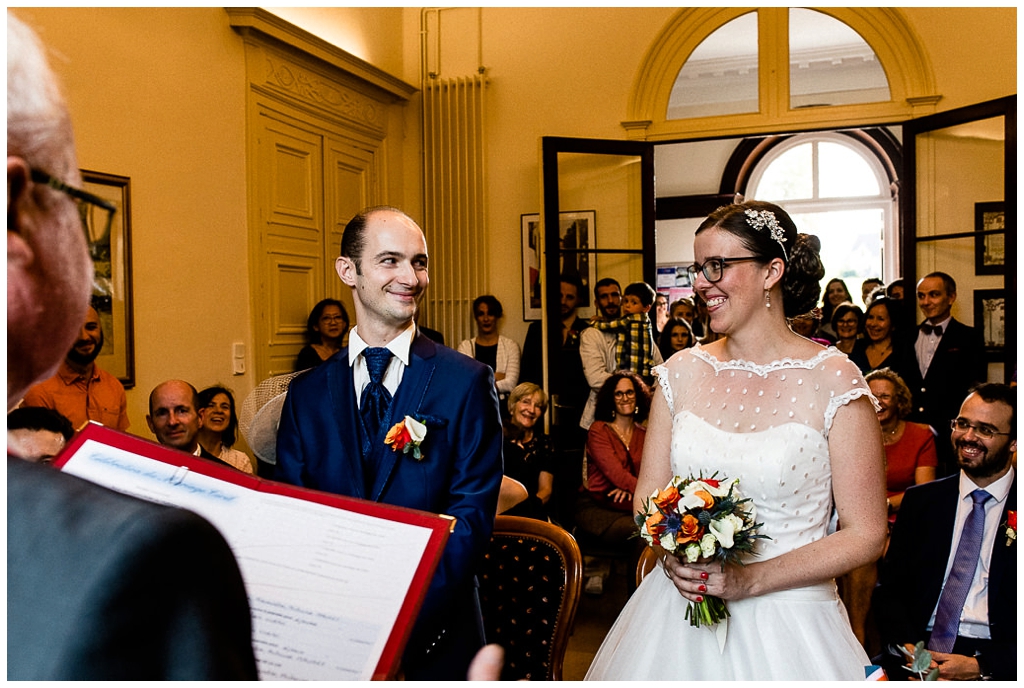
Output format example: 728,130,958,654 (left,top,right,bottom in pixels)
744,209,788,259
